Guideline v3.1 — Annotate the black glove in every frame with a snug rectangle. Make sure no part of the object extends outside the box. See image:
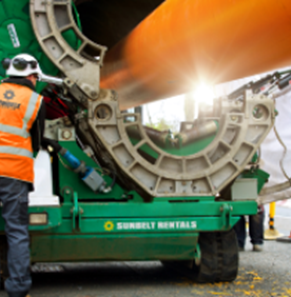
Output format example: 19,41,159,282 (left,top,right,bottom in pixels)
41,137,62,153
